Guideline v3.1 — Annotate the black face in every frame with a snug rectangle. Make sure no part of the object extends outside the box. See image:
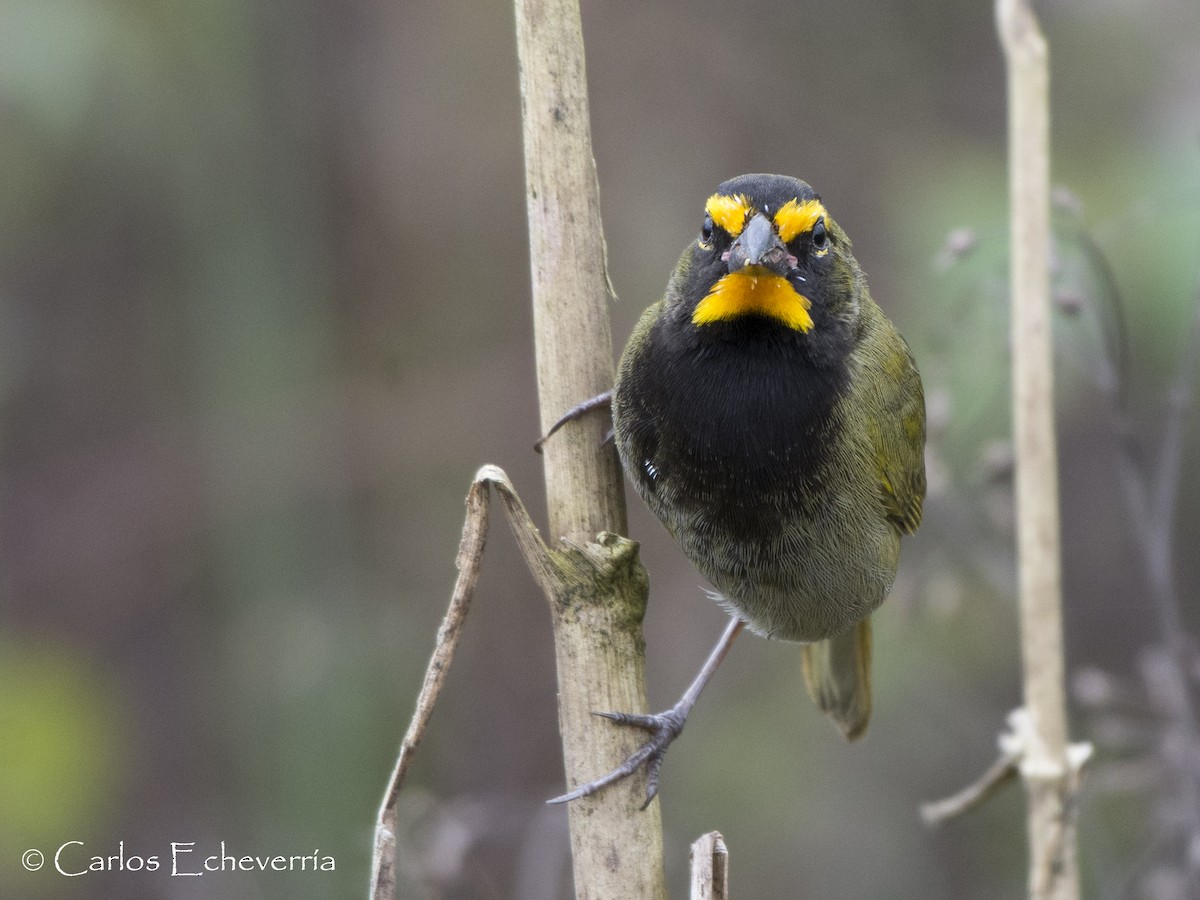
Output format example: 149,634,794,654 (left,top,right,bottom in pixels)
667,174,861,370
693,174,835,279
681,175,859,338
